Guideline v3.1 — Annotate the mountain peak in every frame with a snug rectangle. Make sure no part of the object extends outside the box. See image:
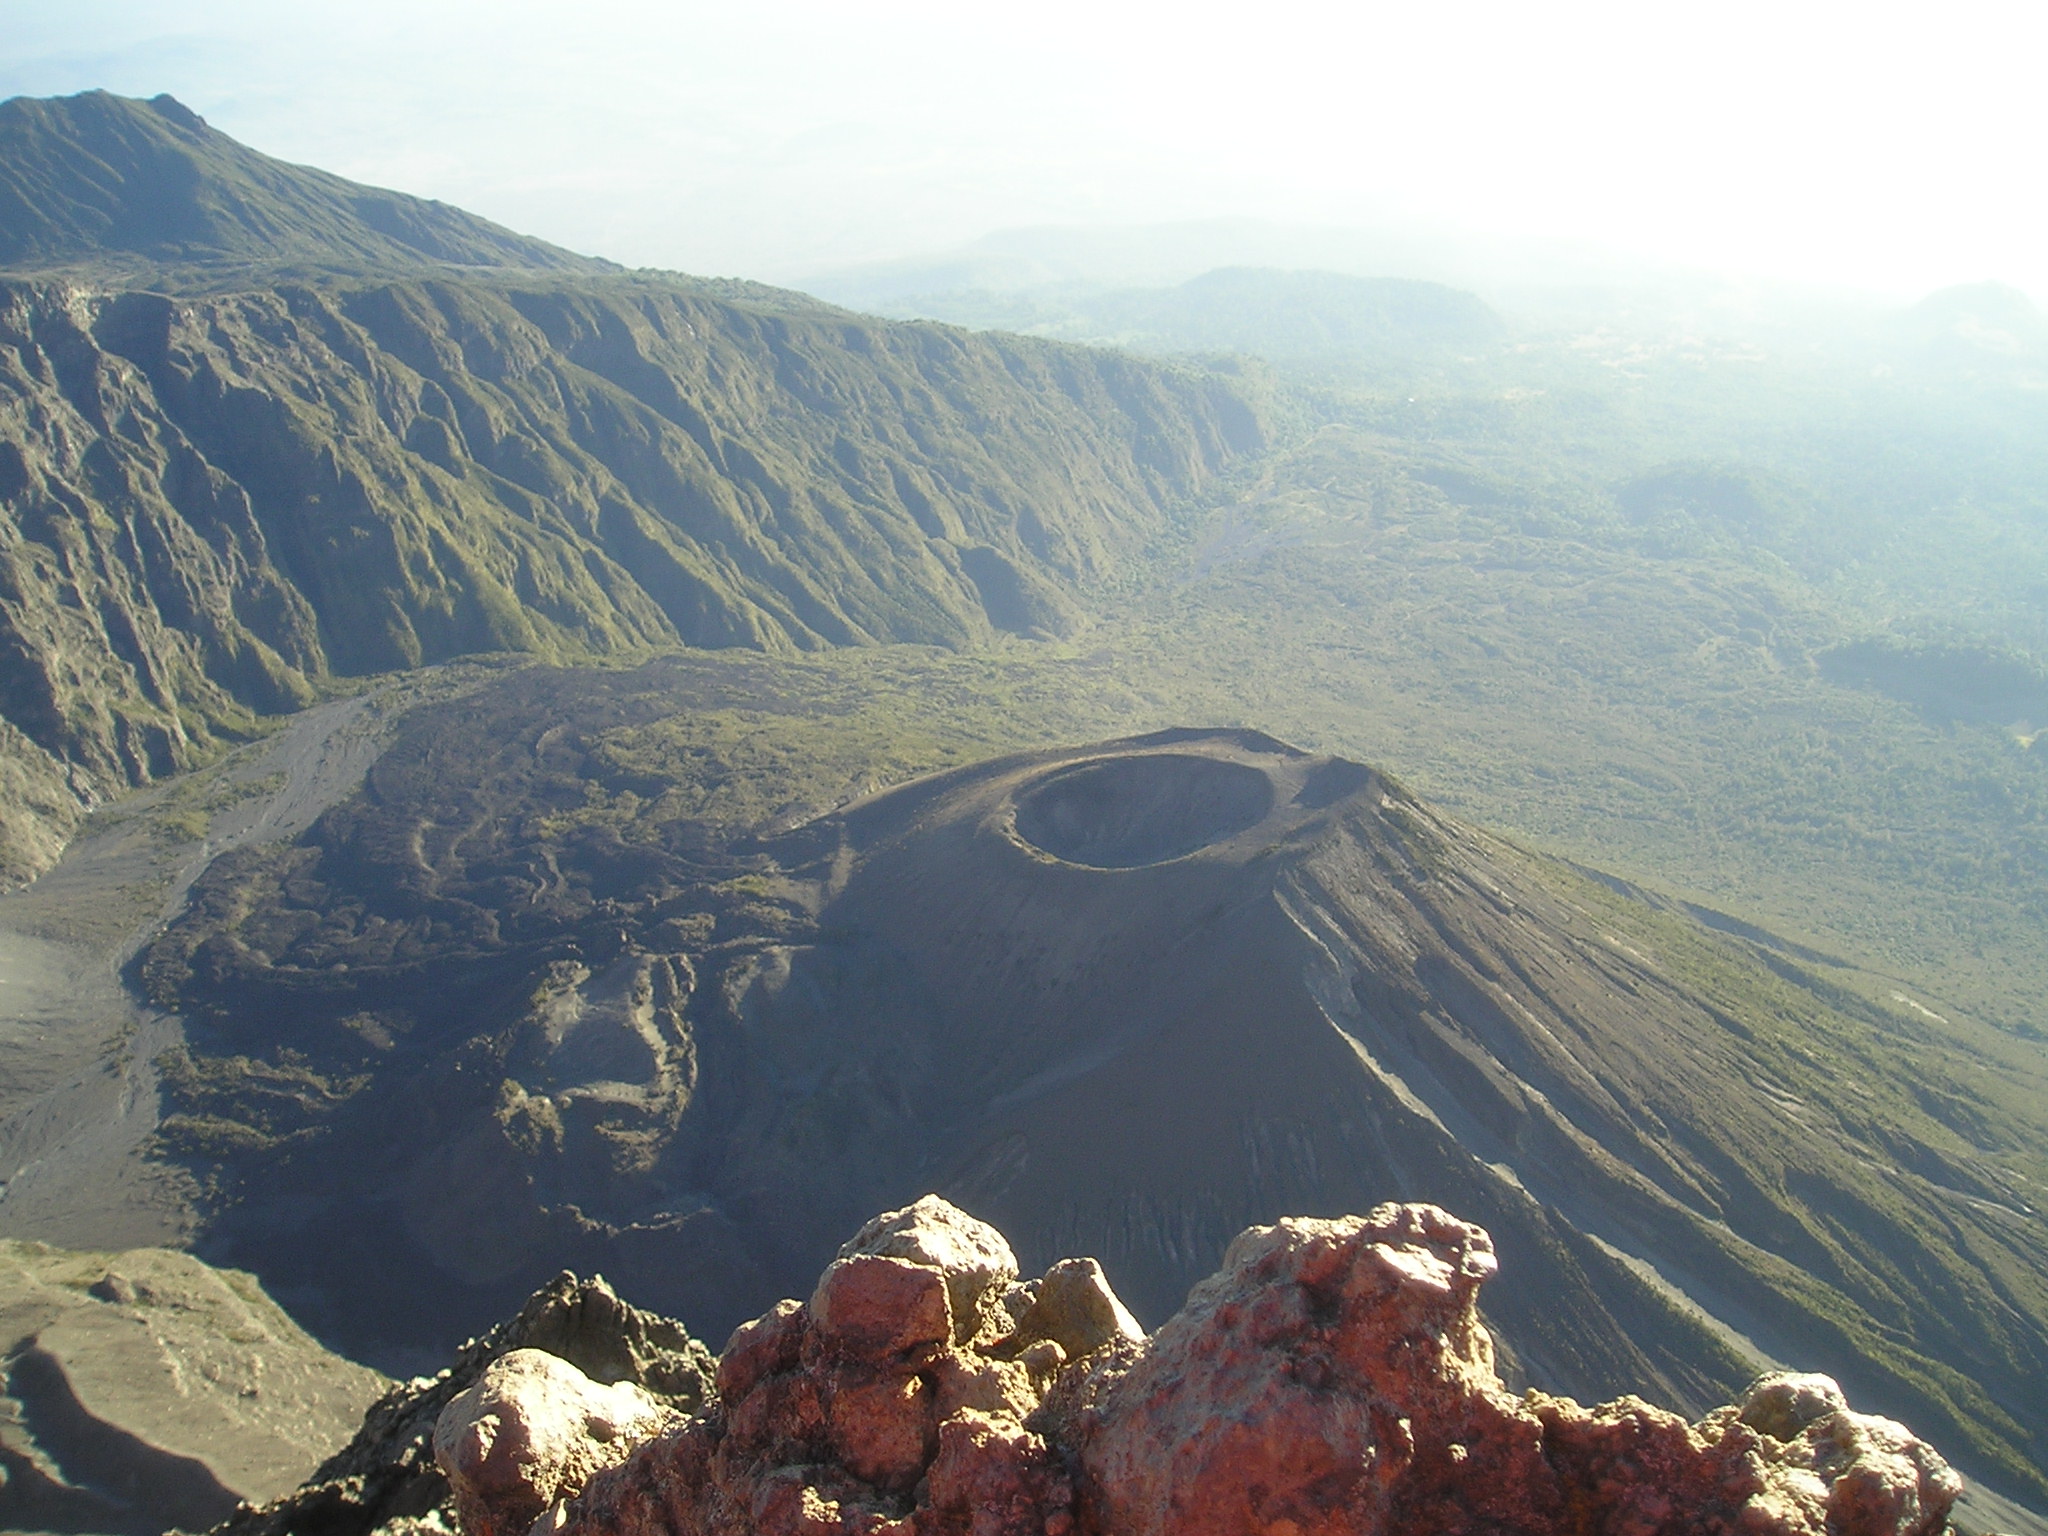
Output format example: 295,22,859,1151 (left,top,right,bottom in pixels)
144,91,206,131
0,89,611,276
